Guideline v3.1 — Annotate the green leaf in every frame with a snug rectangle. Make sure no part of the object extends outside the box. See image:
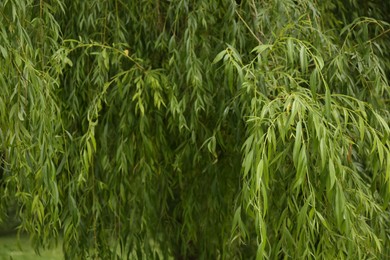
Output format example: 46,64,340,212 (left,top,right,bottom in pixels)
320,138,327,170
252,44,273,54
213,49,227,64
243,150,254,177
0,45,8,59
293,120,303,166
310,68,318,97
325,87,331,118
328,159,336,190
297,194,311,233
287,38,294,64
300,45,307,73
